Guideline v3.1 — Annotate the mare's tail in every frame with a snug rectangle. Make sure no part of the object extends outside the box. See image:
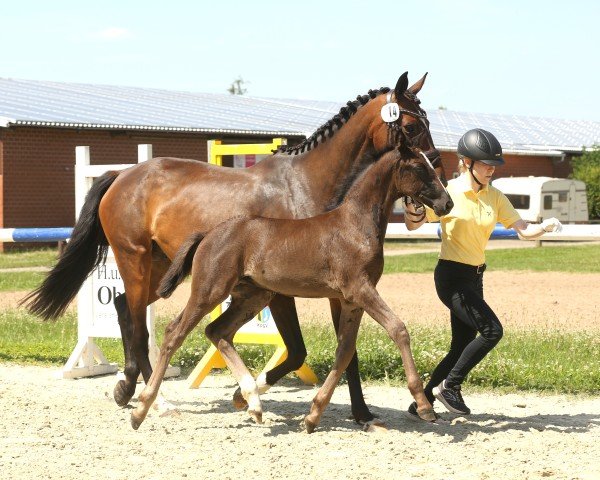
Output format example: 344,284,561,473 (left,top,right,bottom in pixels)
20,171,120,320
157,232,205,299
